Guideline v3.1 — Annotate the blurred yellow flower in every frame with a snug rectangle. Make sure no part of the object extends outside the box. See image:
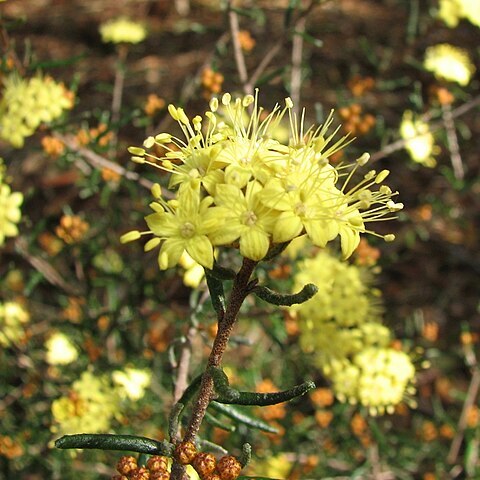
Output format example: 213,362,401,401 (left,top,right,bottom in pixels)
179,251,206,288
329,347,415,415
51,371,122,436
424,44,475,86
0,301,29,347
438,0,480,28
100,17,147,44
0,74,73,147
112,367,152,401
0,174,23,246
250,454,292,479
45,332,78,365
399,111,438,167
